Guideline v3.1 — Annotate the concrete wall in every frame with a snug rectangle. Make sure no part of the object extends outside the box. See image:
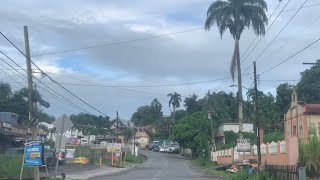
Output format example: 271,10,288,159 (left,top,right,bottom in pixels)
218,123,254,134
211,137,299,166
